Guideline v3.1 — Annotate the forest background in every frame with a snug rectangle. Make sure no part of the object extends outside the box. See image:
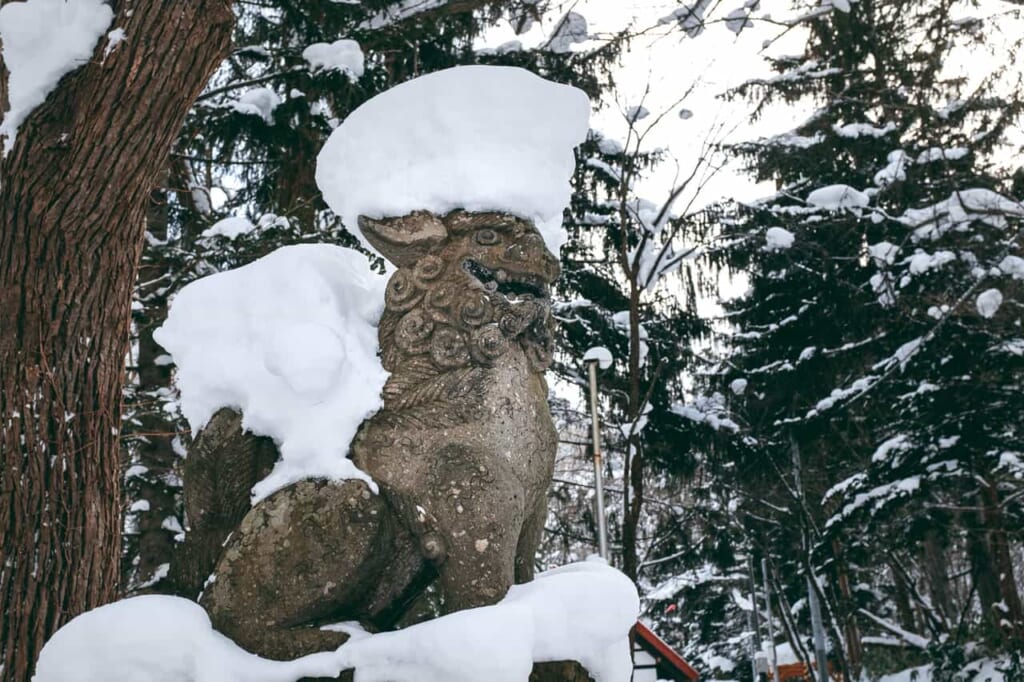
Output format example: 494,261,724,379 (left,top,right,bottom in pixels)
3,0,1024,680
